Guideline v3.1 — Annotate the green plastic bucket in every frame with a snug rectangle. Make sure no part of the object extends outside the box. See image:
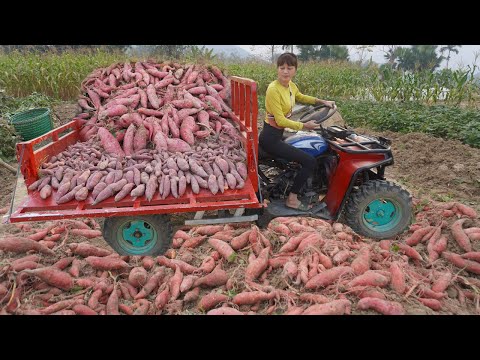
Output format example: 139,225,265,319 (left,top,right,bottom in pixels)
9,107,53,141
